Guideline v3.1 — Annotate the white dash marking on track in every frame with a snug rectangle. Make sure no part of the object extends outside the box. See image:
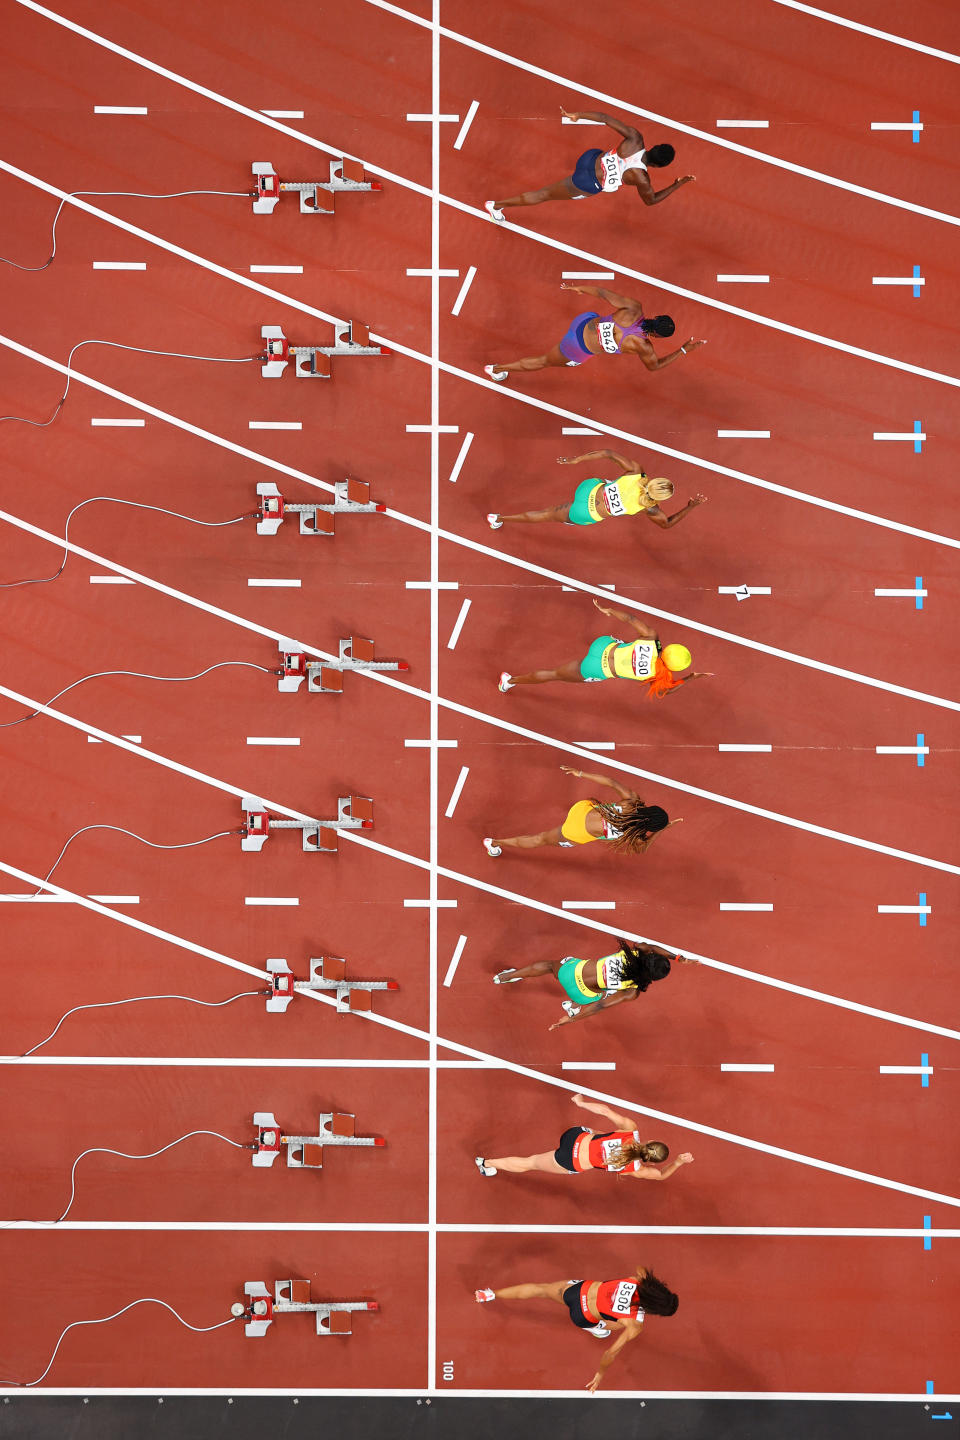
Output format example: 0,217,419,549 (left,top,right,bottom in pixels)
879,1065,933,1075
718,743,772,752
92,261,147,270
444,766,470,818
578,741,616,750
244,896,300,907
89,575,134,584
246,737,301,746
446,598,472,650
446,430,475,482
878,903,931,914
451,266,477,316
90,418,145,427
716,274,770,283
561,1061,616,1070
94,106,148,114
721,1063,775,1072
404,898,458,908
716,119,769,128
261,109,305,118
718,429,771,438
250,265,304,274
562,426,602,435
248,421,302,431
443,934,468,987
720,902,774,911
453,100,480,150
562,271,615,280
247,578,301,588
88,894,140,905
561,900,616,911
